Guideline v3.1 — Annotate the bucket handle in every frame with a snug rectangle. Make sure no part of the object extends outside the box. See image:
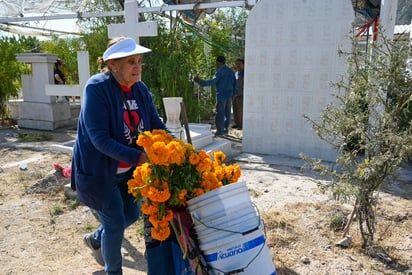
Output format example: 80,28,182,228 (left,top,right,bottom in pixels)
191,203,262,235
